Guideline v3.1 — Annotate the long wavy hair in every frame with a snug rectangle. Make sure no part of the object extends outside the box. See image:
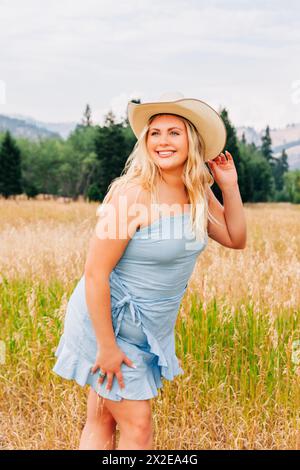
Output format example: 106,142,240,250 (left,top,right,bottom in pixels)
100,112,222,241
